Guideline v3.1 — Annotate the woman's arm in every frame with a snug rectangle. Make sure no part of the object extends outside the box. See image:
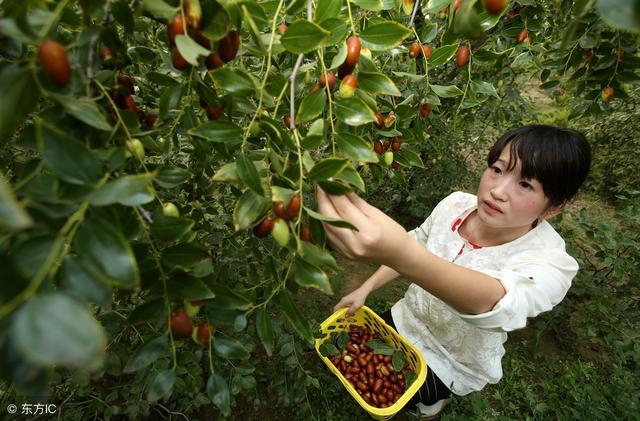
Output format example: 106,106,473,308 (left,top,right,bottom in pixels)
318,188,506,315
